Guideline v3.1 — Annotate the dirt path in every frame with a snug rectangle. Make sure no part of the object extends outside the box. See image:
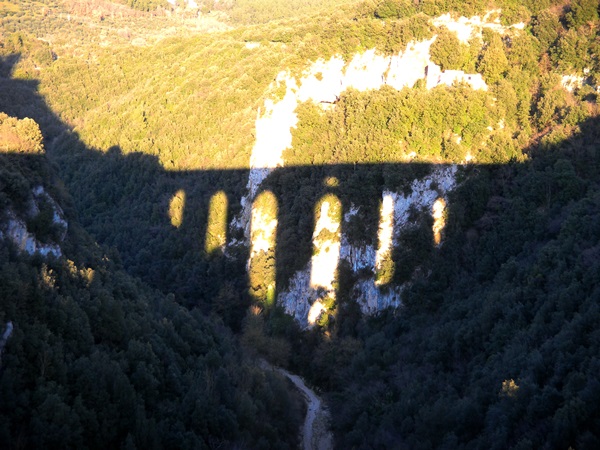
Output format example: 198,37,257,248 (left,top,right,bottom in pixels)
262,361,332,450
